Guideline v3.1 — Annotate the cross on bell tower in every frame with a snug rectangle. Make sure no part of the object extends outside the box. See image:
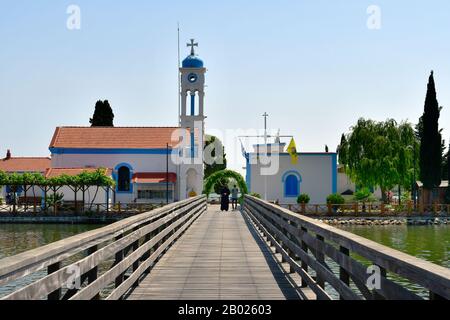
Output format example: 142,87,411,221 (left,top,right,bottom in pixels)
187,39,198,55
